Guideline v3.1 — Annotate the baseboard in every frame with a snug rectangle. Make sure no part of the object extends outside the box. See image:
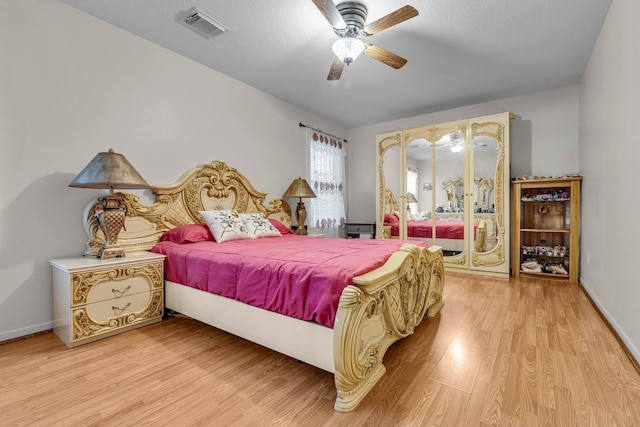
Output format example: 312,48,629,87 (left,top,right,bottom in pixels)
0,321,53,345
579,277,640,375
